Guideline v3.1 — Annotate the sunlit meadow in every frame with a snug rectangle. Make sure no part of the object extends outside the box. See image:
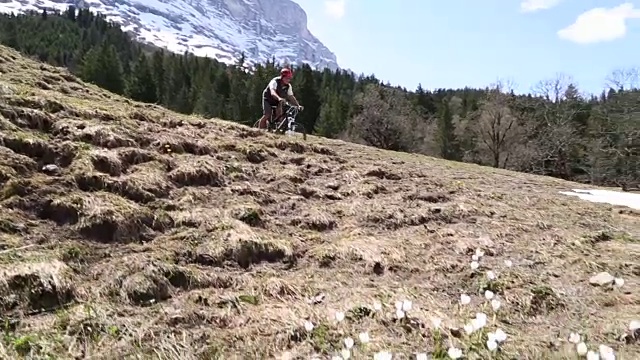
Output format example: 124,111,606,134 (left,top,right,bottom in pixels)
283,248,638,359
